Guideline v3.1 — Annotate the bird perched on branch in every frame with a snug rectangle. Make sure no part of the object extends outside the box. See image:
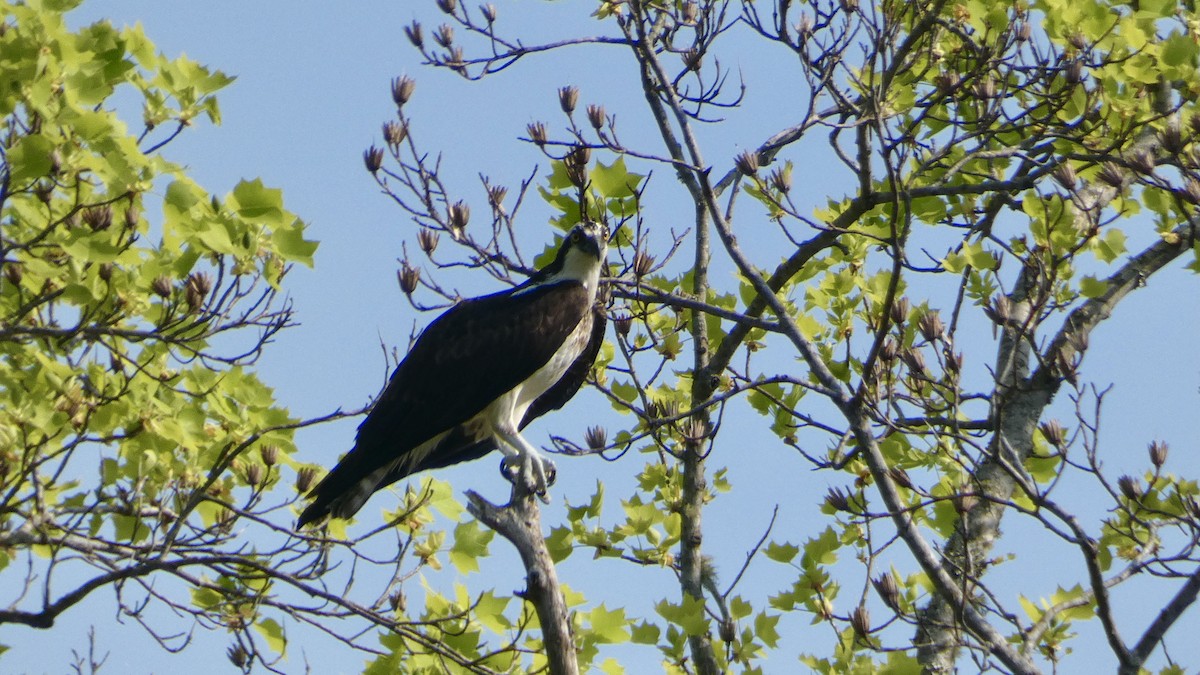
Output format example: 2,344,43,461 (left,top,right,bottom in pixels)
298,221,609,527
